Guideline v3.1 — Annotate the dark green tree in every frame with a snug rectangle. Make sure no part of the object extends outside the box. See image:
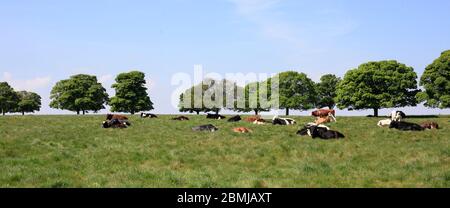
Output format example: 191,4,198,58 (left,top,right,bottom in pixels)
278,71,317,115
0,82,19,115
417,50,450,108
336,60,419,117
50,74,109,115
316,74,341,109
109,71,153,114
15,91,42,115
